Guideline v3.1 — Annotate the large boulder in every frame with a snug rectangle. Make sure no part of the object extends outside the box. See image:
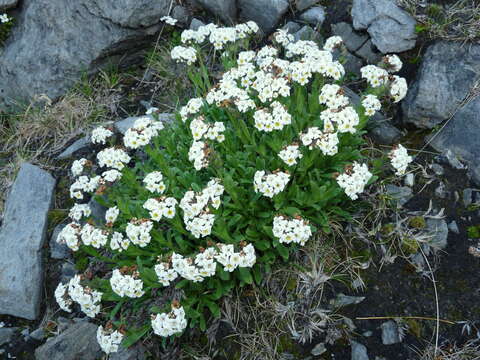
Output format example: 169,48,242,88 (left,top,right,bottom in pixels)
403,41,480,129
195,0,236,24
429,96,480,186
0,0,169,110
351,0,416,53
35,321,101,360
238,0,289,33
0,163,56,320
